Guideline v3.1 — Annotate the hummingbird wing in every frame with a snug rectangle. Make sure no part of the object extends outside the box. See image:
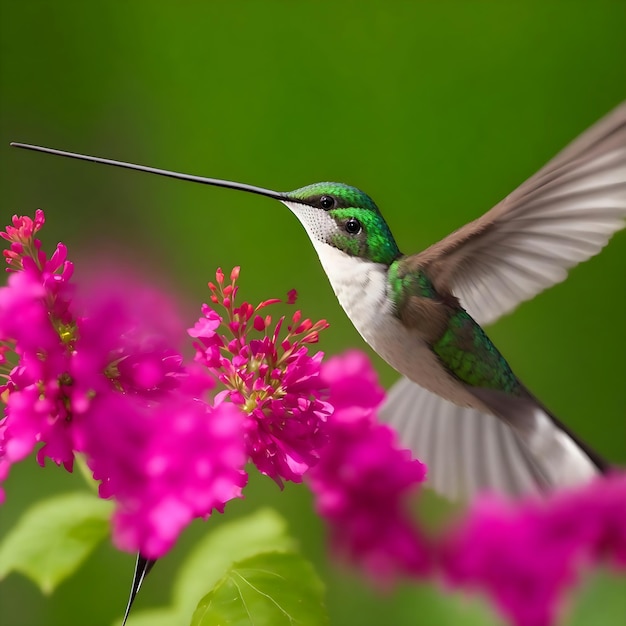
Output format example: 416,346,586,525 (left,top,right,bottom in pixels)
381,375,606,500
413,101,626,325
381,376,548,499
